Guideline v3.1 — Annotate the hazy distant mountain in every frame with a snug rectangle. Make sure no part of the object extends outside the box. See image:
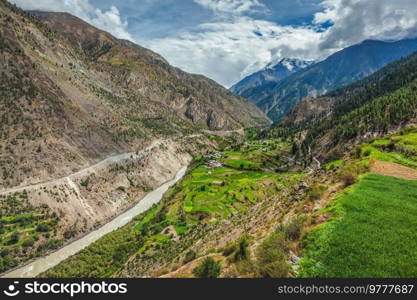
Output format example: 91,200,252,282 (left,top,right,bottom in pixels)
241,38,417,121
230,58,314,97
